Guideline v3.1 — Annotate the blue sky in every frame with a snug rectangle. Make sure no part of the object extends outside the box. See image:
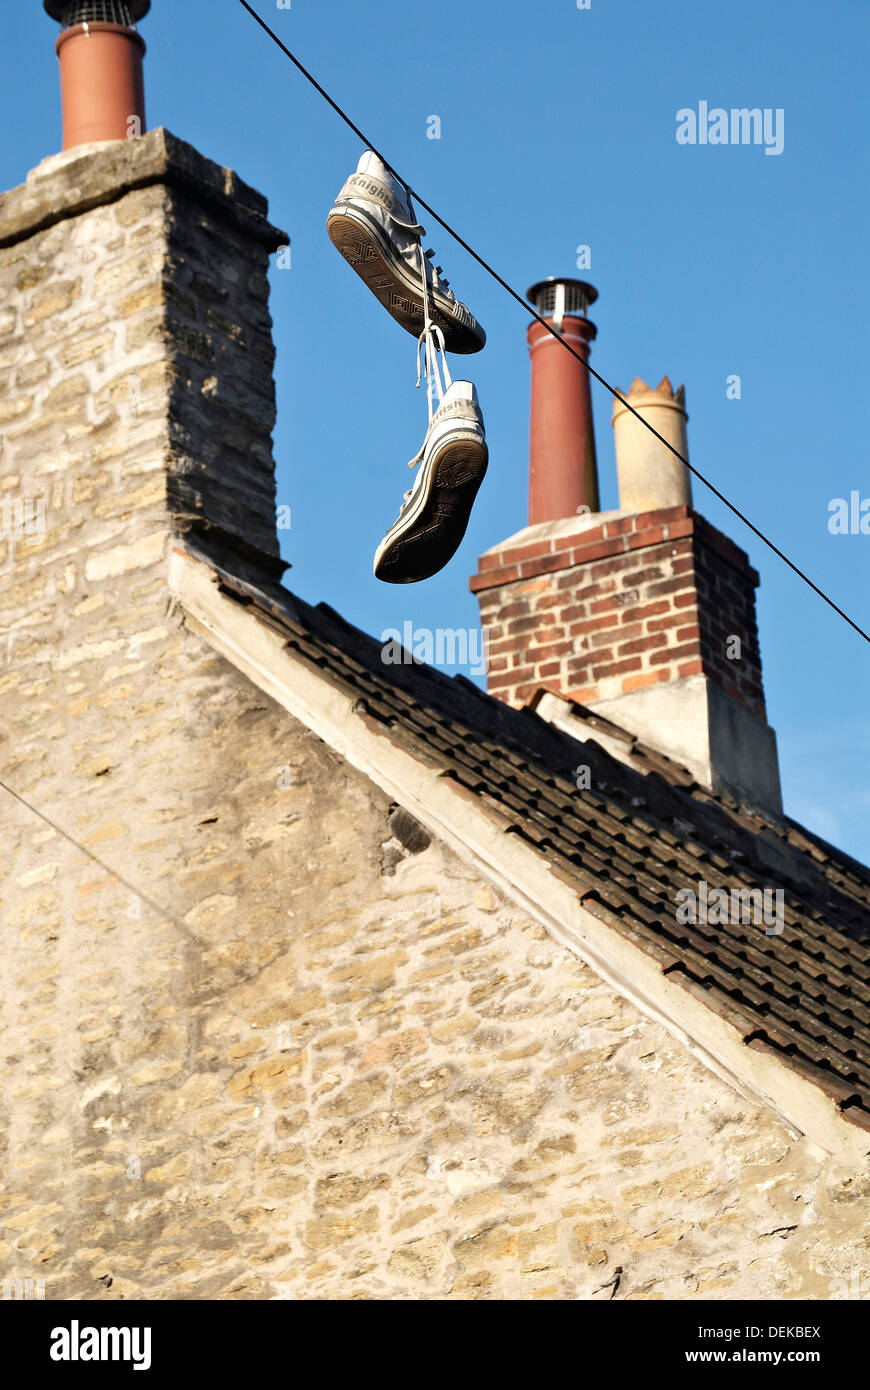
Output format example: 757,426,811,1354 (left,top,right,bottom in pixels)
3,0,869,860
